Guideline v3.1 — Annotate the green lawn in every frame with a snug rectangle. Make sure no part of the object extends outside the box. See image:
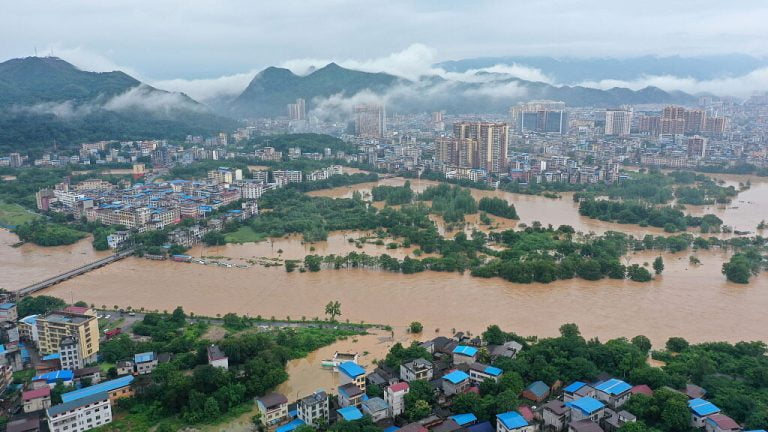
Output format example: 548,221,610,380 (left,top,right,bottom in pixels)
0,201,39,227
224,226,267,244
